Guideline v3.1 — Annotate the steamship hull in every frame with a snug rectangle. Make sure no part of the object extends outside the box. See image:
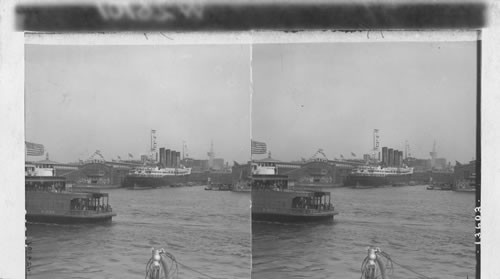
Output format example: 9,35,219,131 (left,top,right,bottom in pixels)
122,175,191,188
344,174,412,188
